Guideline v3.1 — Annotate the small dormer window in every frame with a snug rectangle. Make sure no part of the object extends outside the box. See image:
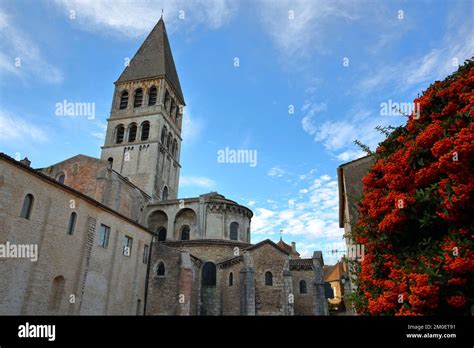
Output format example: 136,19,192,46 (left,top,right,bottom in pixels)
134,88,143,108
